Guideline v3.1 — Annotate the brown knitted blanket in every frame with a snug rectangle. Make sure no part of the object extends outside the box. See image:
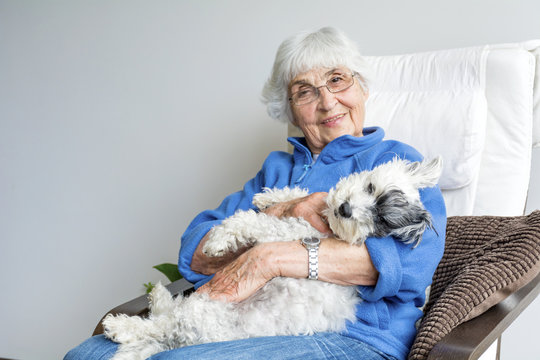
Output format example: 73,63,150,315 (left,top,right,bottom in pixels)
408,210,540,360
